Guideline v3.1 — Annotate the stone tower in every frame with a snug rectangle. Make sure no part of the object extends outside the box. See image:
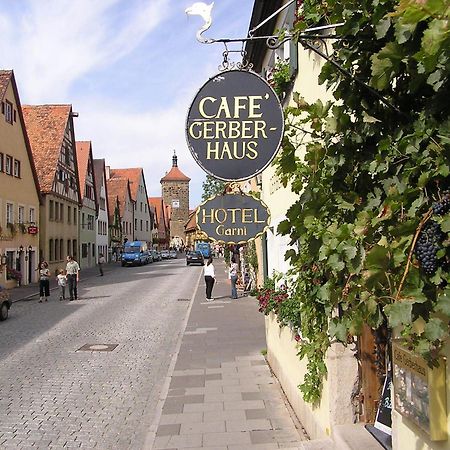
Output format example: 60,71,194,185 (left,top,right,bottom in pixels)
161,151,190,246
